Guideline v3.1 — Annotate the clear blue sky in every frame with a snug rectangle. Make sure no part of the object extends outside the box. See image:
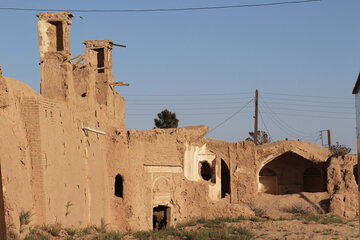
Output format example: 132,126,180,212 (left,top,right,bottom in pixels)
0,0,359,151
